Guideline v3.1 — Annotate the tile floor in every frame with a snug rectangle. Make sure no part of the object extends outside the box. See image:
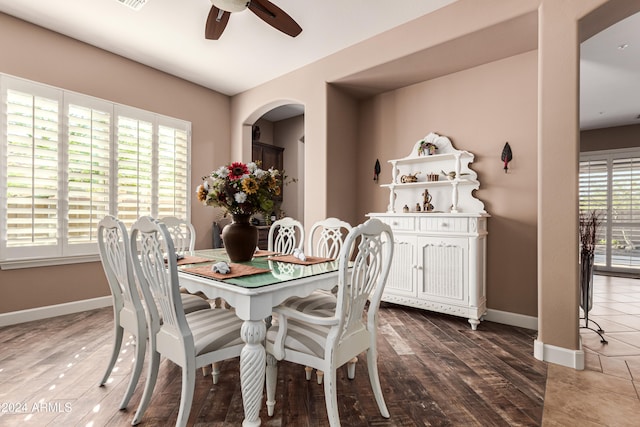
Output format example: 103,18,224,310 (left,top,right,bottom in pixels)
542,274,640,425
